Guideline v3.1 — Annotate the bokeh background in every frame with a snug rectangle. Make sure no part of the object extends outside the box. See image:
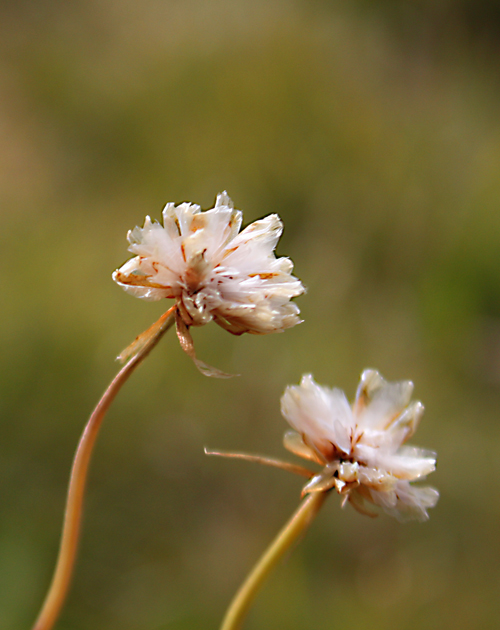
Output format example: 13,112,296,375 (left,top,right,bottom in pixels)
2,1,500,628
